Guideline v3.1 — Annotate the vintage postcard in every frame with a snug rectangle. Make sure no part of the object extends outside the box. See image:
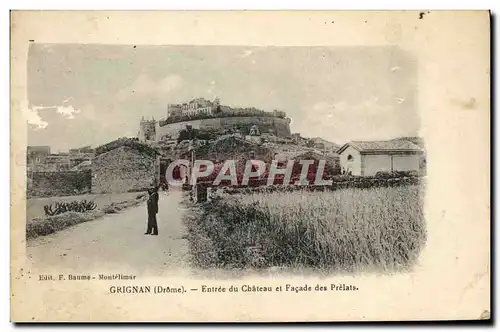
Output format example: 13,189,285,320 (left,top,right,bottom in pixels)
10,11,490,322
